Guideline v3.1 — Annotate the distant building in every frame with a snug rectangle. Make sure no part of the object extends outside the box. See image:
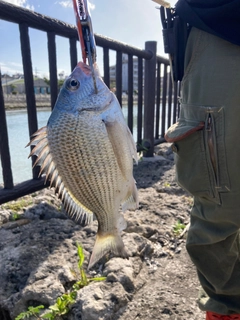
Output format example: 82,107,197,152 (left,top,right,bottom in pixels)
12,73,24,79
110,54,145,93
2,77,50,95
58,71,65,80
2,74,13,81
